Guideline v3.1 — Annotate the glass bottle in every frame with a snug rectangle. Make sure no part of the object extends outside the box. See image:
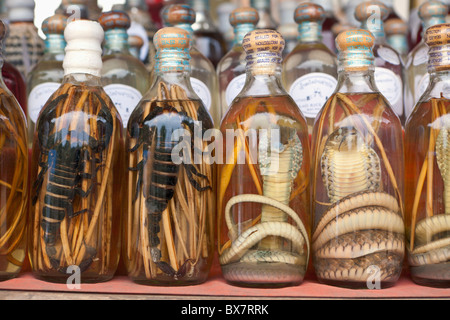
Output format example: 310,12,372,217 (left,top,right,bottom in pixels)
218,29,311,288
217,7,259,121
29,20,123,283
124,27,215,286
0,20,28,282
27,14,67,148
404,1,448,119
4,0,45,78
405,23,450,288
282,3,338,136
250,0,278,30
310,0,339,53
355,0,406,125
311,29,405,289
188,0,227,68
162,4,219,126
3,61,27,117
385,18,409,61
277,0,298,57
100,10,152,129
